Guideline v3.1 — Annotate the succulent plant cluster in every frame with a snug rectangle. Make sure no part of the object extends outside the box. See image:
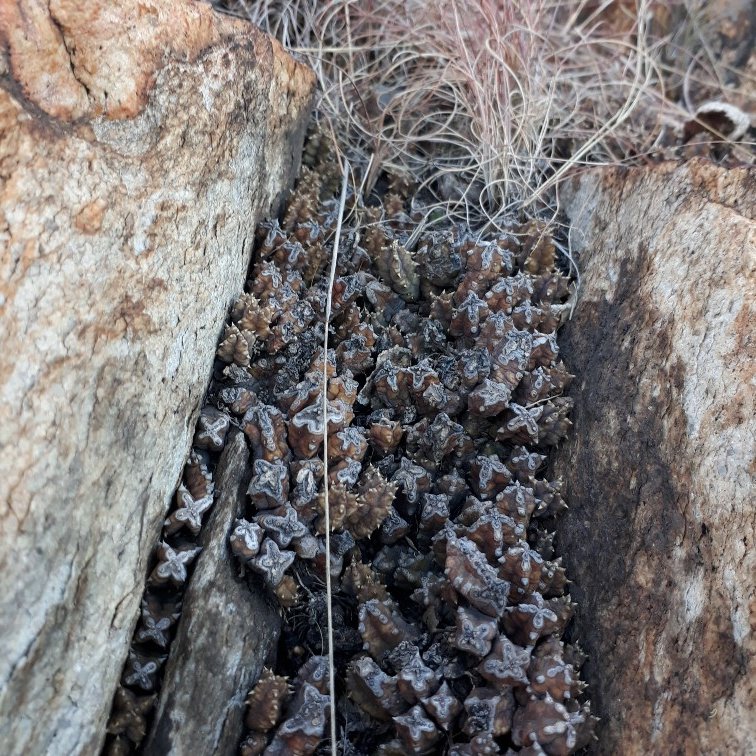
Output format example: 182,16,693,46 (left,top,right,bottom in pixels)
224,153,594,754
104,136,593,755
